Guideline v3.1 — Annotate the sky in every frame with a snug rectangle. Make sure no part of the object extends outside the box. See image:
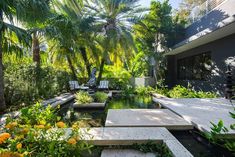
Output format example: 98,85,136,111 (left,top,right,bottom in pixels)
139,0,182,9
